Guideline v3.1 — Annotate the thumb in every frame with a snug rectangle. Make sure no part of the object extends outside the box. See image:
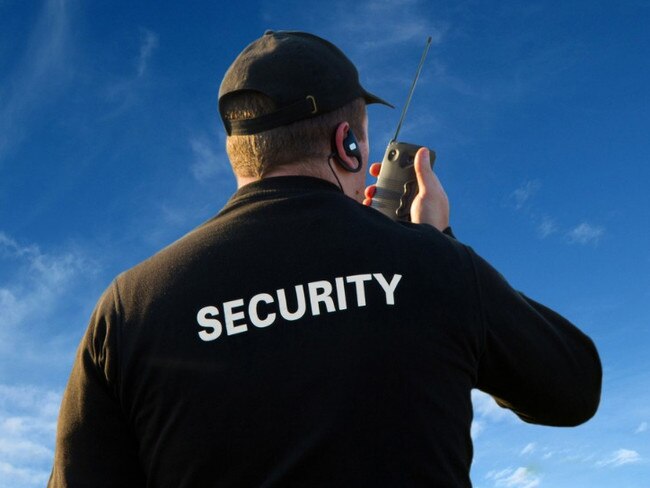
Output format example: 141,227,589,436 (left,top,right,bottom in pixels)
410,147,450,230
414,147,434,196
